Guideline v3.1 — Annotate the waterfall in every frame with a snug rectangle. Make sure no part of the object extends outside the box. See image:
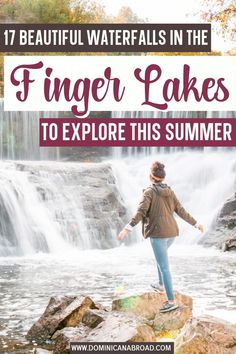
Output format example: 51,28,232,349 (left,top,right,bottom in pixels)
0,162,69,256
2,152,234,256
0,161,132,256
111,110,236,157
1,99,234,160
0,100,60,160
112,111,235,118
0,103,235,256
